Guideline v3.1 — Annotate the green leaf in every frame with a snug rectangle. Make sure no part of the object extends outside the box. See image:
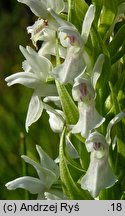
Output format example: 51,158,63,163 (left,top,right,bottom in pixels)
55,82,86,143
118,0,125,5
98,0,118,39
99,182,122,200
56,81,78,125
68,0,88,32
111,48,125,64
107,82,125,188
59,127,92,199
92,0,103,26
121,191,125,200
108,24,125,58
